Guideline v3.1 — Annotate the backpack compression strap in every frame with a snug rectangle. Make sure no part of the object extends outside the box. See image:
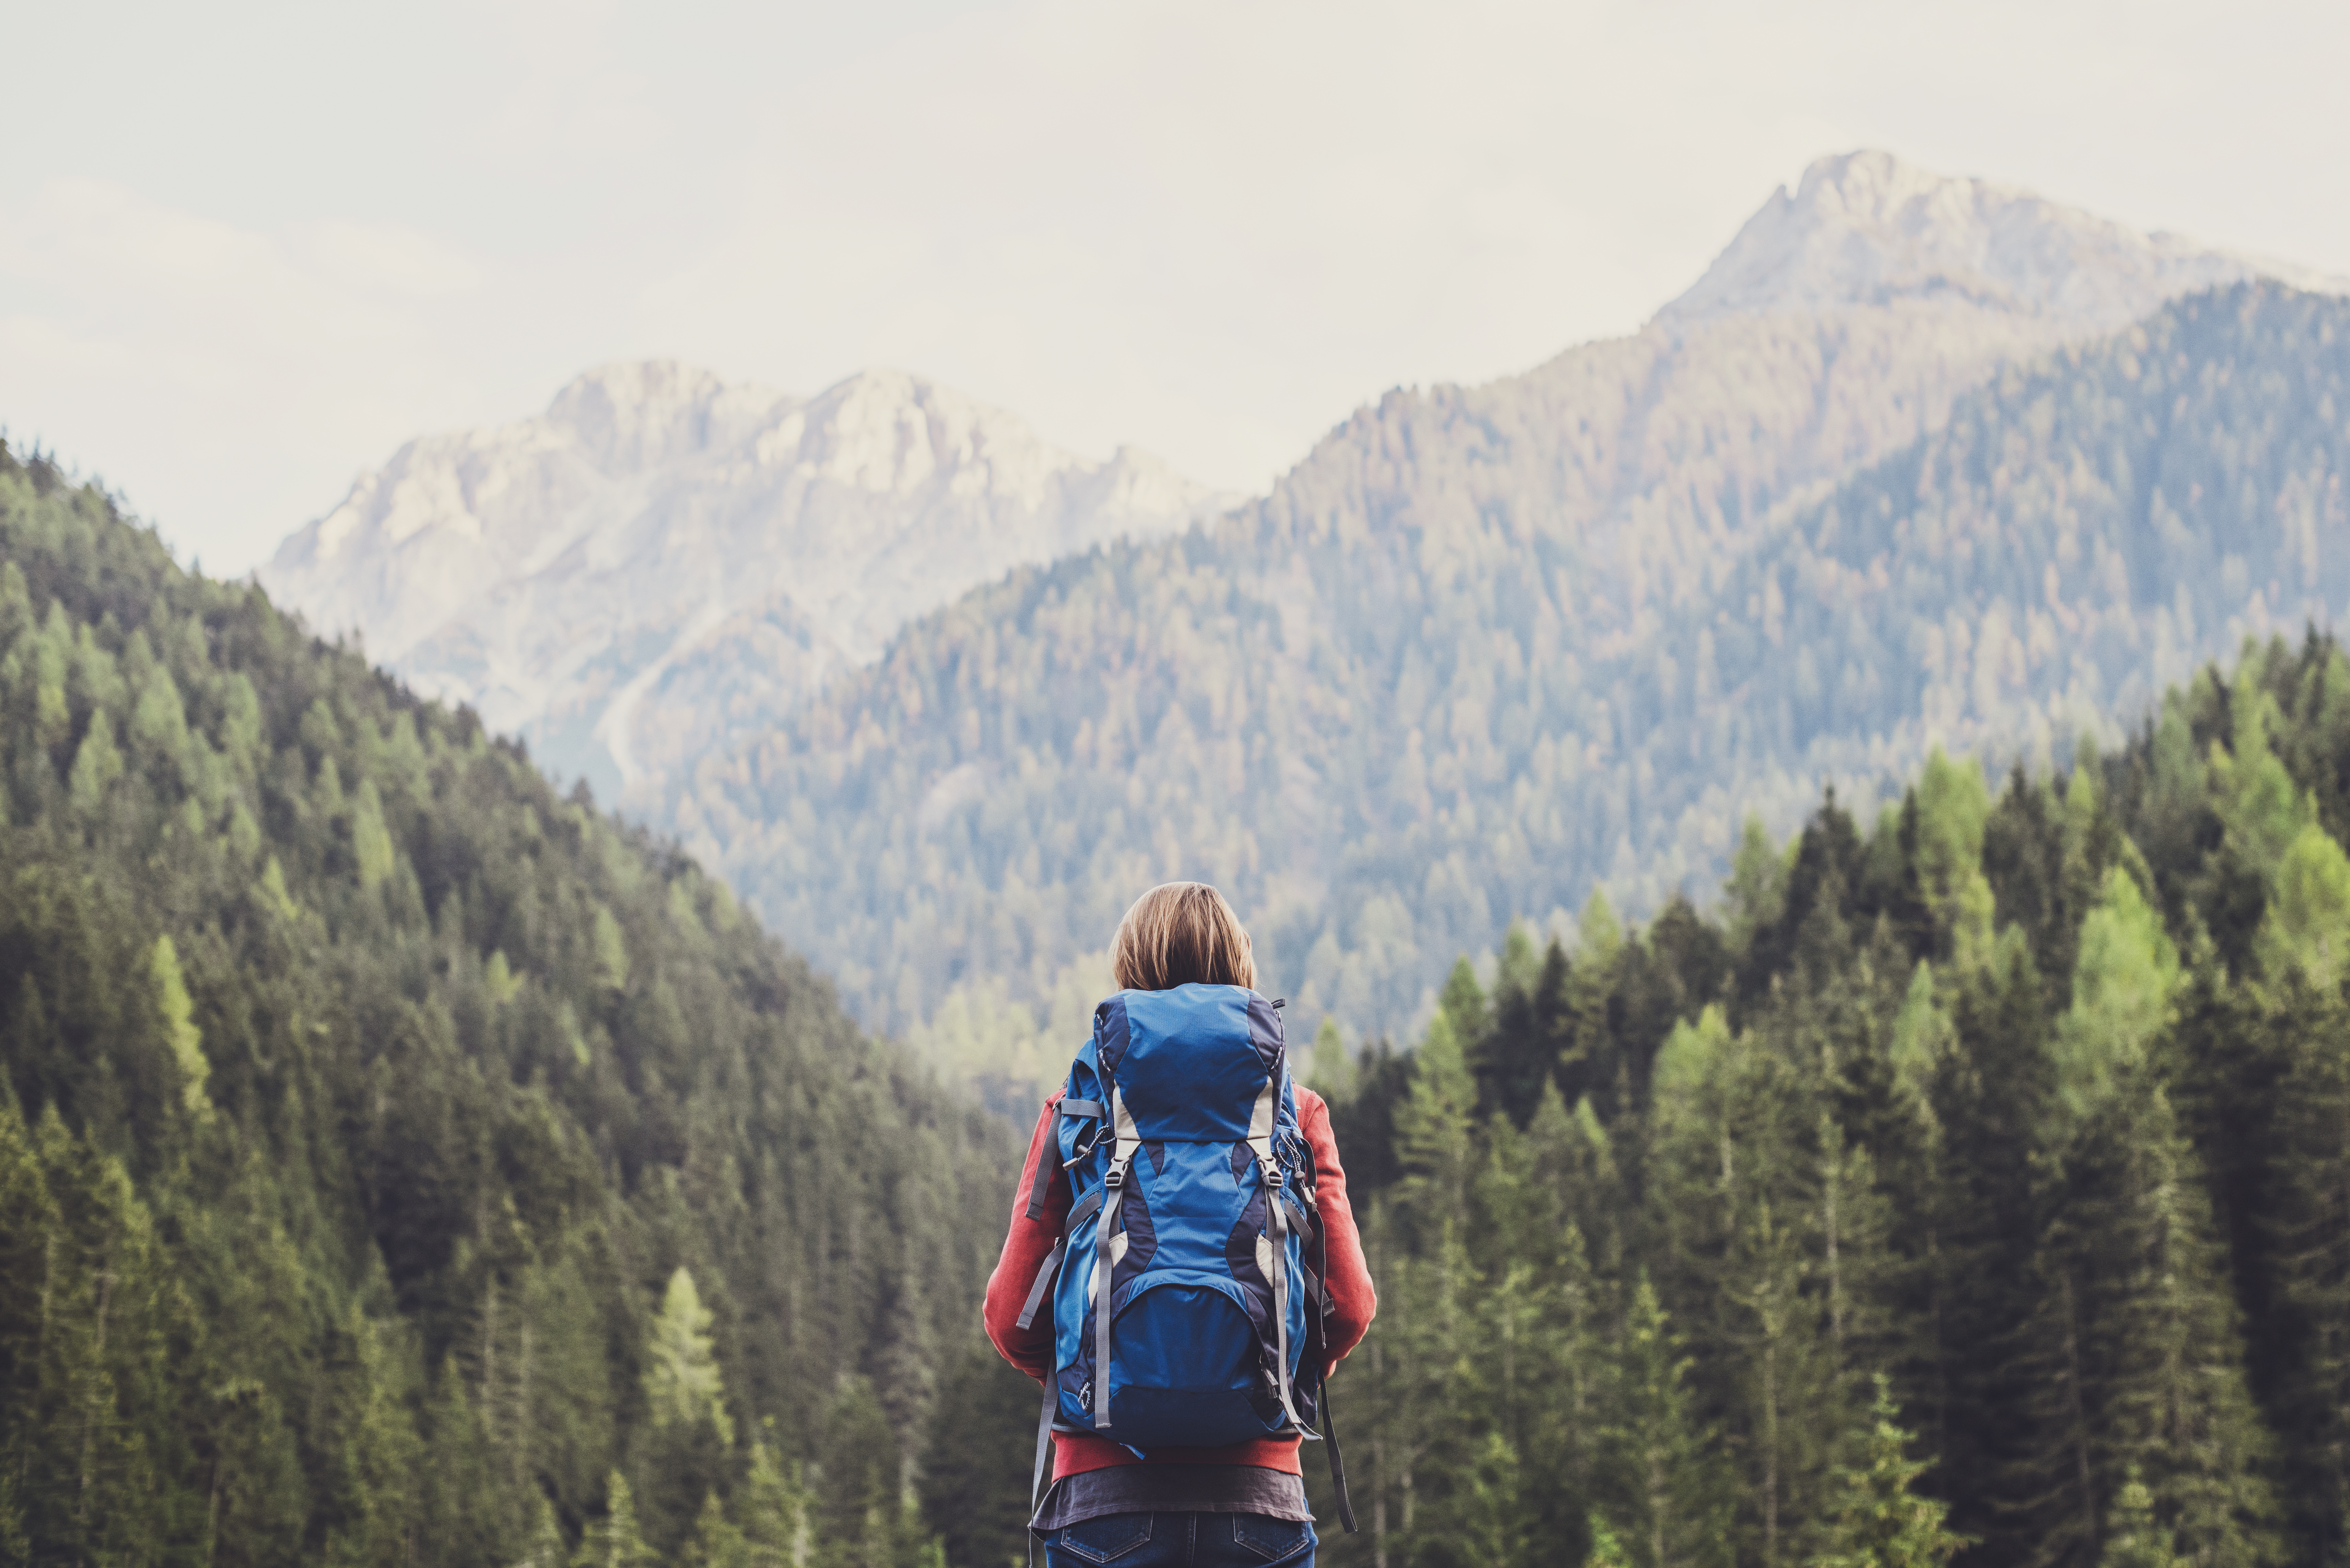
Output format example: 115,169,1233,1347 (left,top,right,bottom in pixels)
1091,1086,1139,1430
1247,1077,1312,1434
1026,1099,1105,1220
